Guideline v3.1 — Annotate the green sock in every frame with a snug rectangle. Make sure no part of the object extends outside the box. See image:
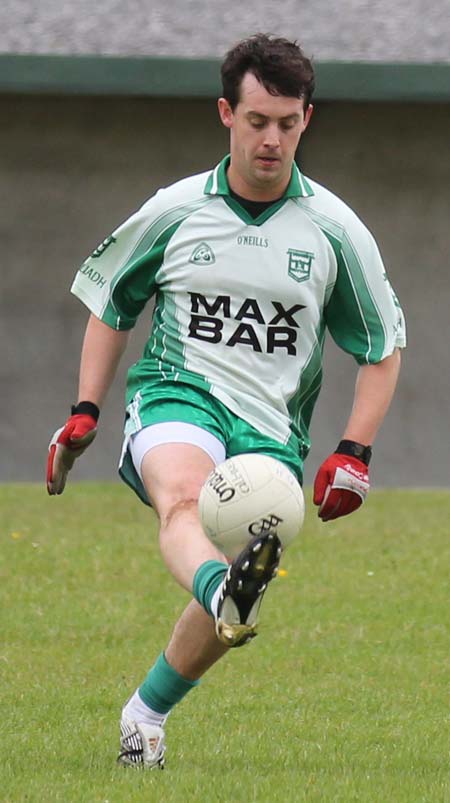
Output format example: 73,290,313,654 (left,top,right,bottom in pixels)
138,652,200,714
192,560,227,616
